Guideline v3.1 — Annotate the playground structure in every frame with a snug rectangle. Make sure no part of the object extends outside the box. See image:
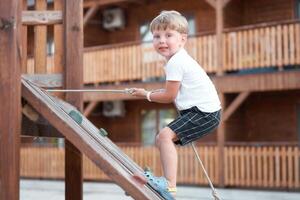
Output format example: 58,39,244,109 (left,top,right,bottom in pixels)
1,0,300,199
0,0,164,199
